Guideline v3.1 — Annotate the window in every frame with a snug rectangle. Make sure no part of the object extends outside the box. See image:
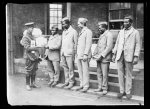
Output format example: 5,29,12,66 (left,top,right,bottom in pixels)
109,3,131,30
49,4,62,30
